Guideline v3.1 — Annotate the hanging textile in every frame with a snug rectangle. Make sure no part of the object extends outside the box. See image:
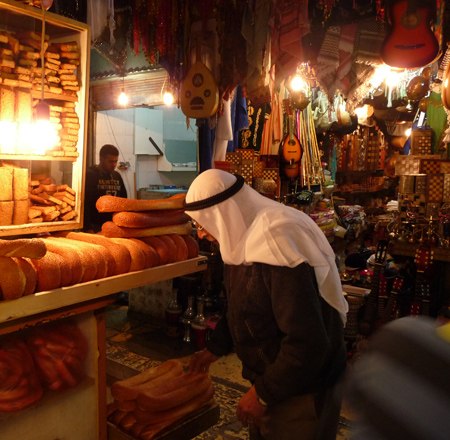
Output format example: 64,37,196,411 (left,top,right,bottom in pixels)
426,92,448,154
270,0,310,88
227,85,249,152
